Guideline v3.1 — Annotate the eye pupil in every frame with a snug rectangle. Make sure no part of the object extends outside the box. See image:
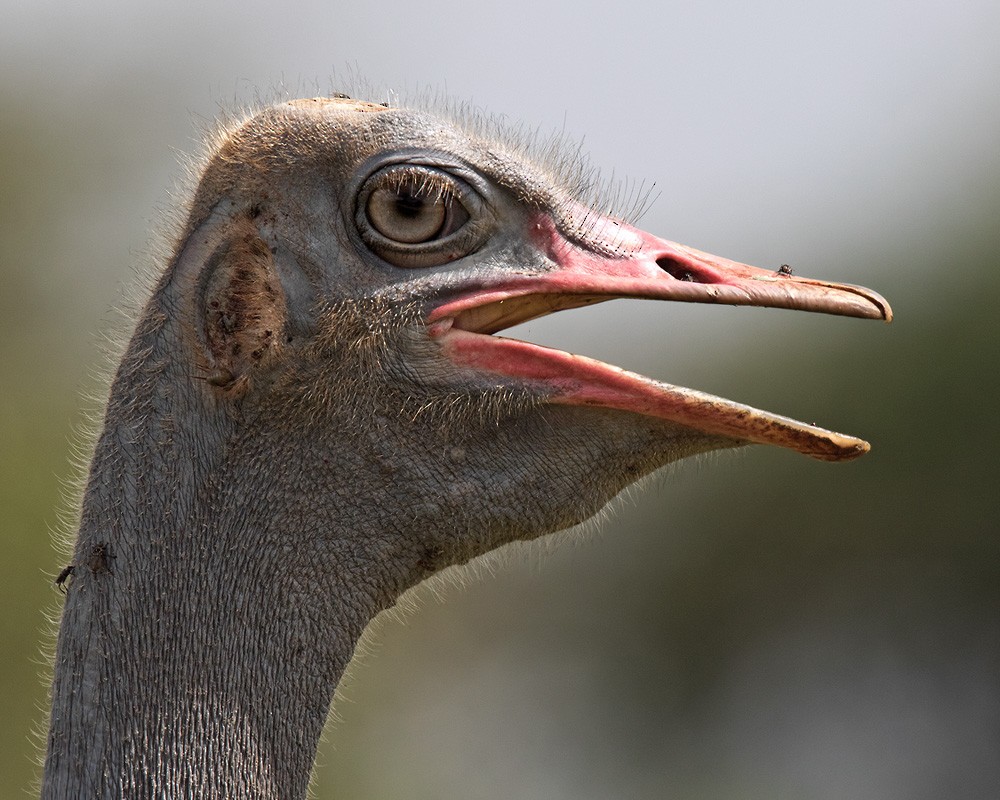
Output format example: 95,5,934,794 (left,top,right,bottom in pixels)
395,192,425,219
